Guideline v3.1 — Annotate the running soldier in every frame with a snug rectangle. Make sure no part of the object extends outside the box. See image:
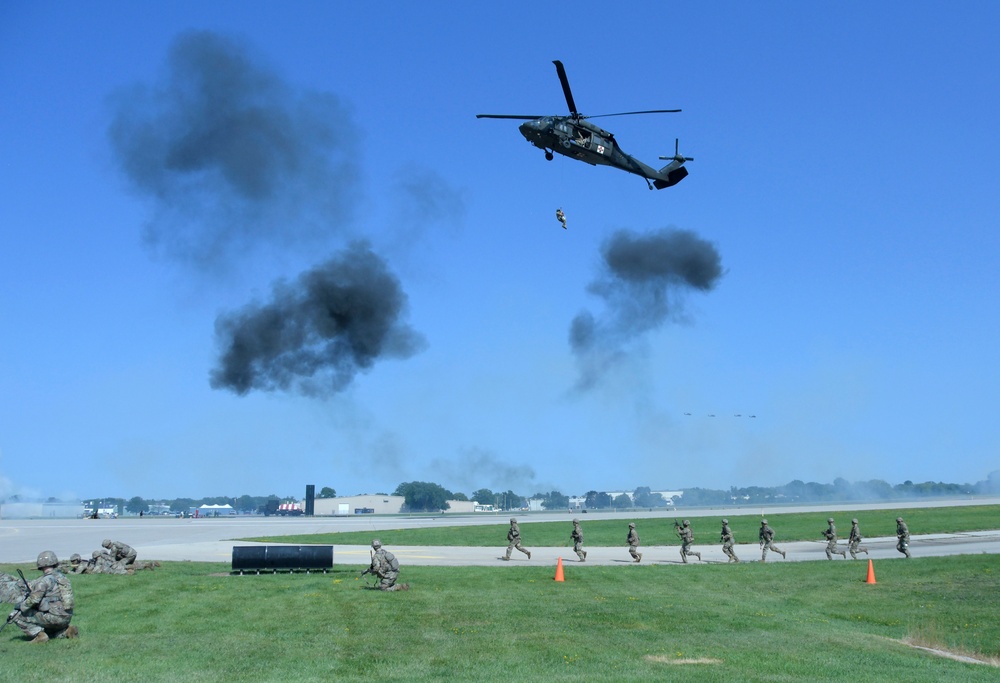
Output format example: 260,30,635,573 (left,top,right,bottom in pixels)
627,522,642,562
896,517,911,558
675,520,702,562
503,518,531,561
848,518,869,559
8,551,78,642
823,518,847,560
571,519,587,562
361,539,408,591
759,519,786,561
720,518,740,563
